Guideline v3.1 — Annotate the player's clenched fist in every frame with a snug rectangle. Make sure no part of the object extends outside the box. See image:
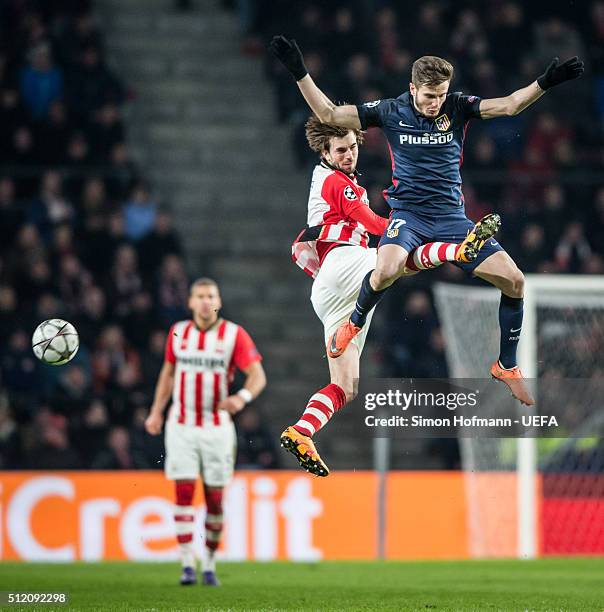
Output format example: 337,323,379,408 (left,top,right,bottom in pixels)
269,35,308,81
145,410,164,435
